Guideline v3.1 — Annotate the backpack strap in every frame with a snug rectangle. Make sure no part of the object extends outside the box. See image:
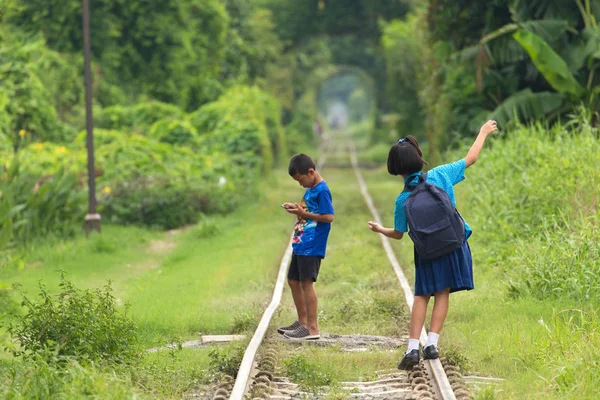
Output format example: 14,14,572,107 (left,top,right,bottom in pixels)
402,172,427,193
